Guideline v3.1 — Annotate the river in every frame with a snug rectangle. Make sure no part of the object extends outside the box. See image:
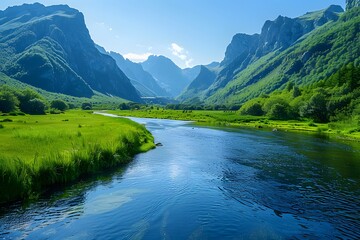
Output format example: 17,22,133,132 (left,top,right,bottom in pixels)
1,116,360,239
